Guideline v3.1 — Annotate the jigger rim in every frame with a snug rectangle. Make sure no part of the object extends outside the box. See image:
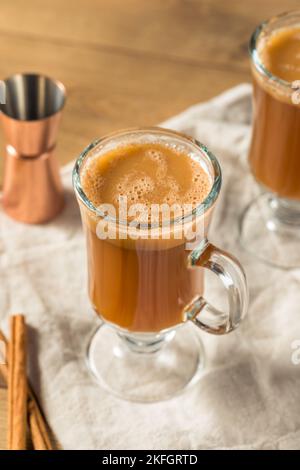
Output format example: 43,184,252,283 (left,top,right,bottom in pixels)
0,72,66,122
